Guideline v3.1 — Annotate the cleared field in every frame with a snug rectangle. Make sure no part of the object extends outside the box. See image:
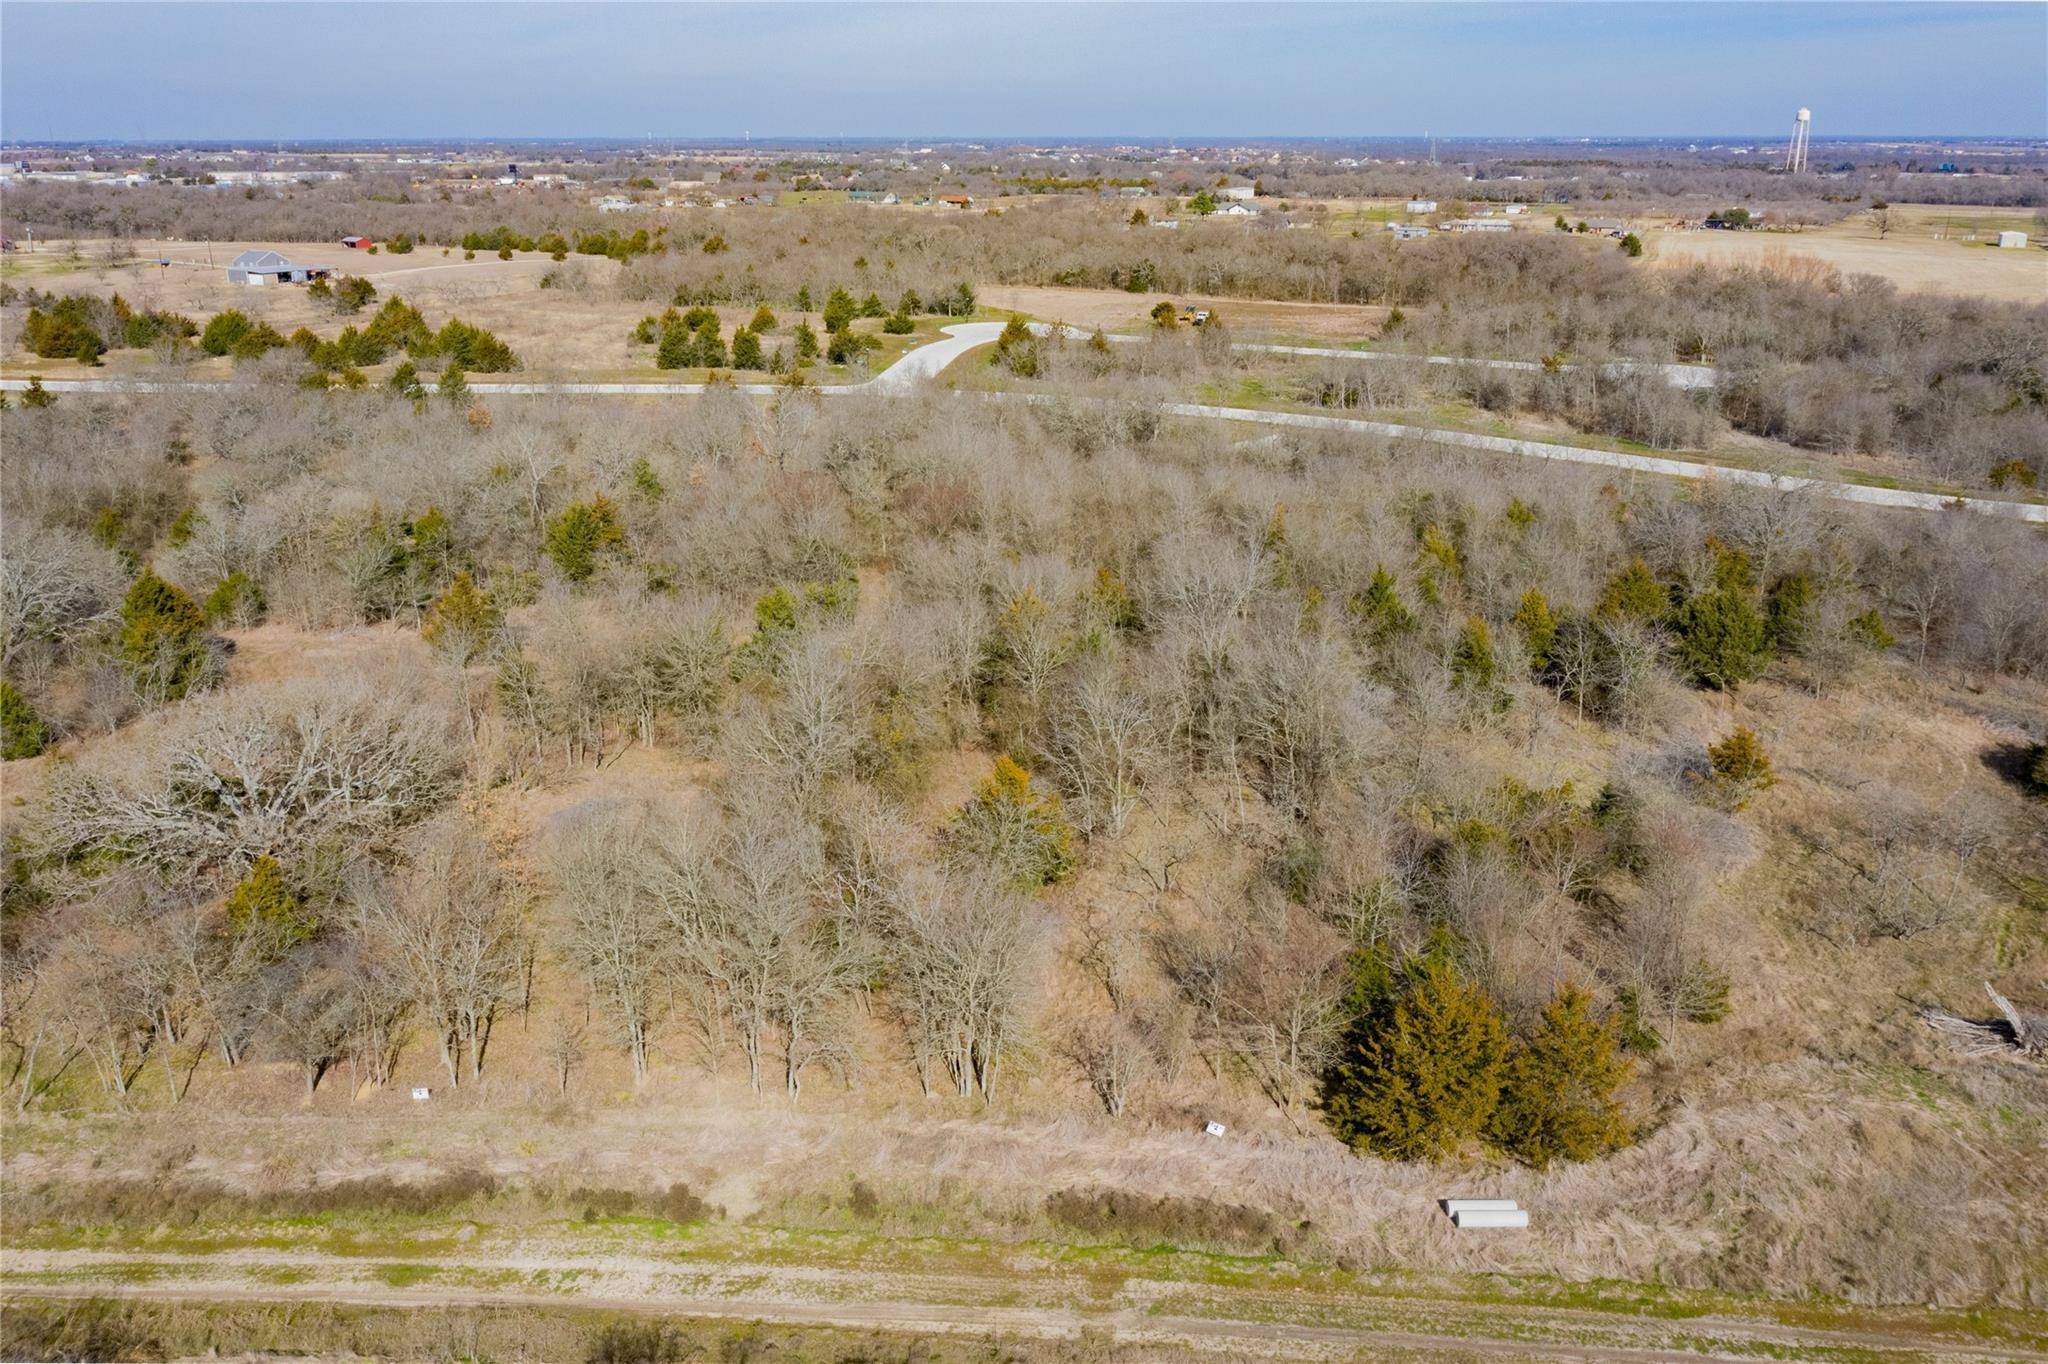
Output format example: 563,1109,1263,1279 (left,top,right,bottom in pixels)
0,238,840,378
981,283,1386,339
1649,204,2047,302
